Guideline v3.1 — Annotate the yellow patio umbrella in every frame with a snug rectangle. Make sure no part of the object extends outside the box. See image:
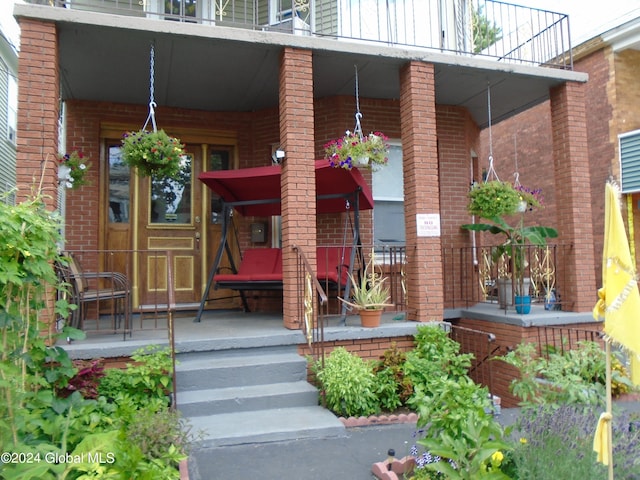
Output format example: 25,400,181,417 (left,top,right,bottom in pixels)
592,181,640,479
